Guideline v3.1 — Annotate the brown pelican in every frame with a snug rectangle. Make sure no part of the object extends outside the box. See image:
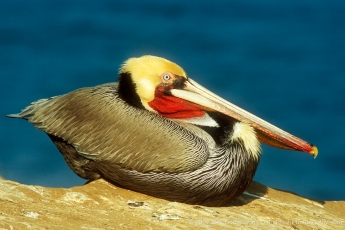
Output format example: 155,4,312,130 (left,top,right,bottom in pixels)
8,55,318,206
